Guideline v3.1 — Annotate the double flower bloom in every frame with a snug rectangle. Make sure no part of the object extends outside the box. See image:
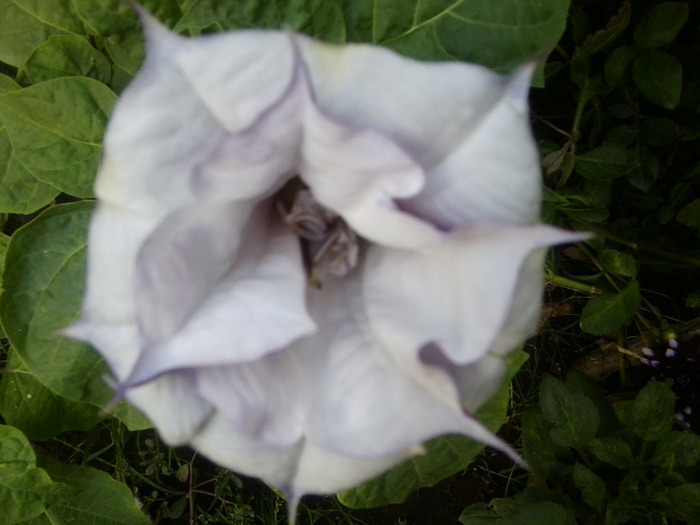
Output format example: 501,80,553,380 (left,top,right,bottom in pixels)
68,7,581,507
